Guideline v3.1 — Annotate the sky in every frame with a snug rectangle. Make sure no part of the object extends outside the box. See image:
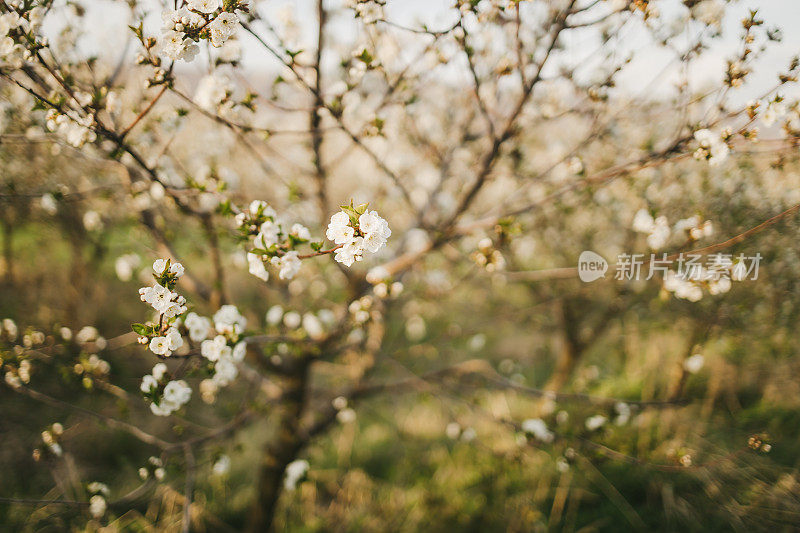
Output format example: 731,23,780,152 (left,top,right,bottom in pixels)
72,0,800,103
